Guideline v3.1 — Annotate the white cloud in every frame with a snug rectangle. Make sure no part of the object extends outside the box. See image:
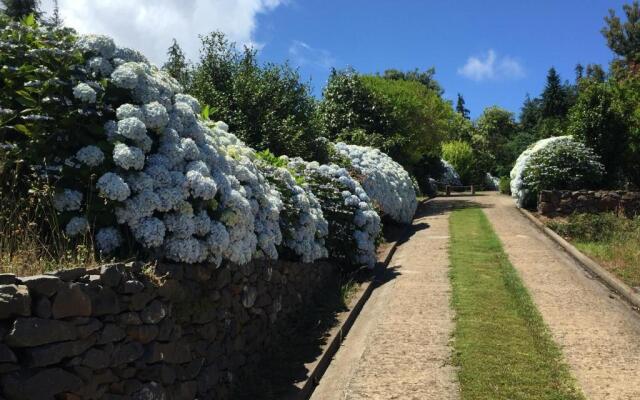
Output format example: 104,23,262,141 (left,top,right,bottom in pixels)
288,40,335,70
458,49,525,81
40,0,286,66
